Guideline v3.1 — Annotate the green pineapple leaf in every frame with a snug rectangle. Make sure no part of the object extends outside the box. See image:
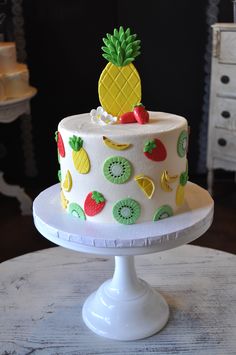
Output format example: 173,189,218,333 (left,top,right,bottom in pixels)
69,135,83,152
125,28,131,37
114,28,119,39
101,27,141,66
101,46,110,54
